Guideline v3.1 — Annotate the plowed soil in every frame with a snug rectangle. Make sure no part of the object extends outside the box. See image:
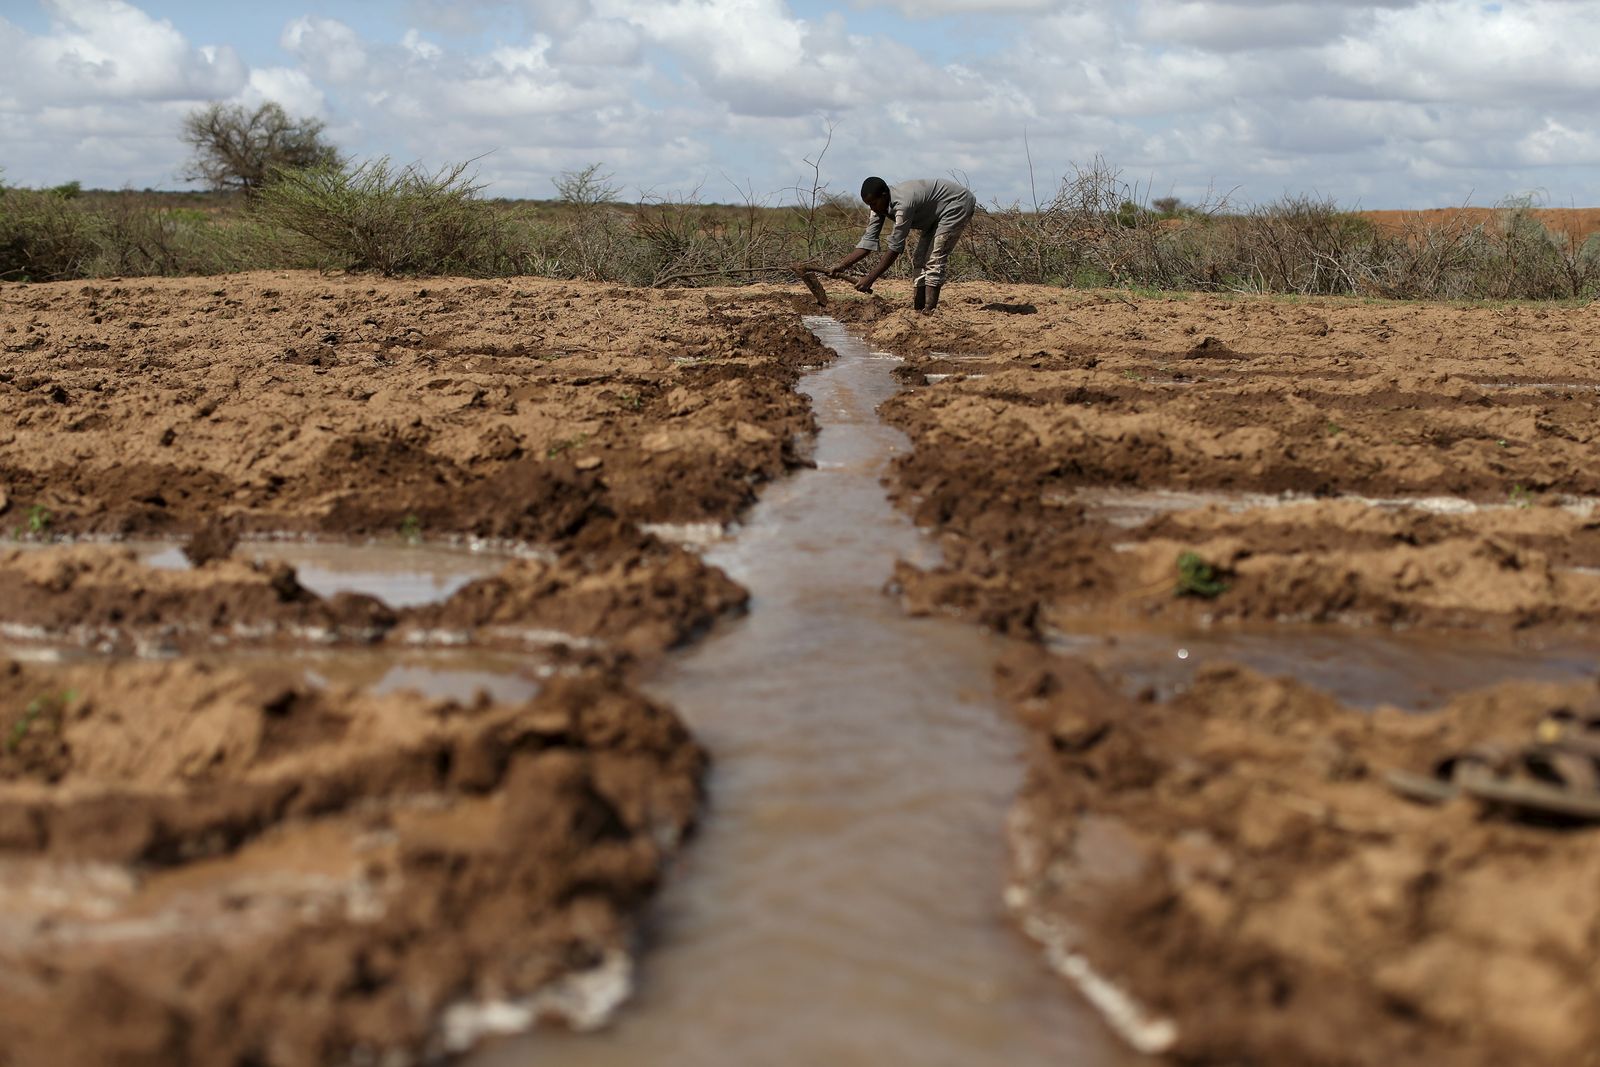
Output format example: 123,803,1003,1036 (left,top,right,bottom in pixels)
9,267,1600,1067
1002,652,1600,1067
0,273,825,1066
848,284,1600,637
0,657,705,1067
856,279,1600,1065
